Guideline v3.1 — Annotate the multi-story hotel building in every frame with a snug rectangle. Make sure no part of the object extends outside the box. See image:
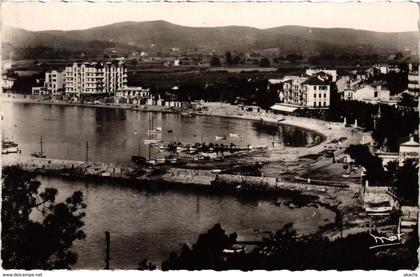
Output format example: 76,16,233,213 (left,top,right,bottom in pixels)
276,76,331,108
64,61,127,96
45,70,65,94
407,64,419,98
